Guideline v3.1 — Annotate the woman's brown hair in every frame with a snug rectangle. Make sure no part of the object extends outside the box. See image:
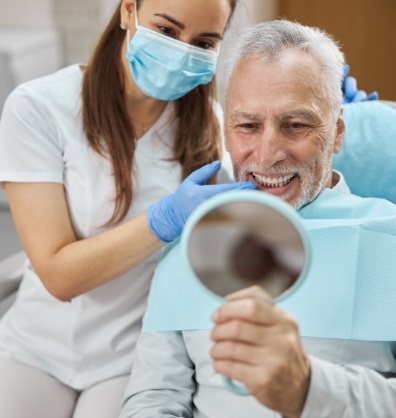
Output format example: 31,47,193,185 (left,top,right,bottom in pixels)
82,0,238,224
